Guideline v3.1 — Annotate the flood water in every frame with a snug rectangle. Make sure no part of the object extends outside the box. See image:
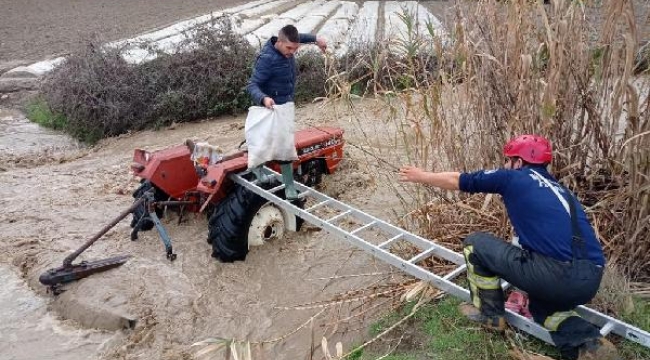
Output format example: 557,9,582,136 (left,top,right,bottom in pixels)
0,265,111,360
0,101,405,359
0,108,108,359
